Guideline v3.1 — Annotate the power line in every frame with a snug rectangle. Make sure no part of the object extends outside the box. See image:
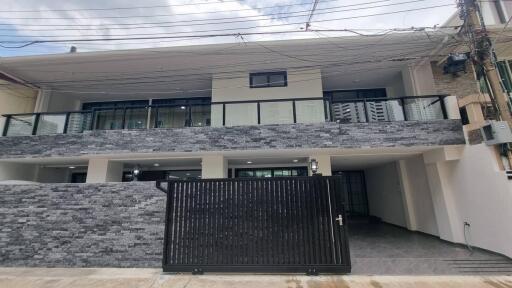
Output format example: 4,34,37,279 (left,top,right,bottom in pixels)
0,4,457,47
0,0,265,13
0,0,388,21
0,0,416,32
